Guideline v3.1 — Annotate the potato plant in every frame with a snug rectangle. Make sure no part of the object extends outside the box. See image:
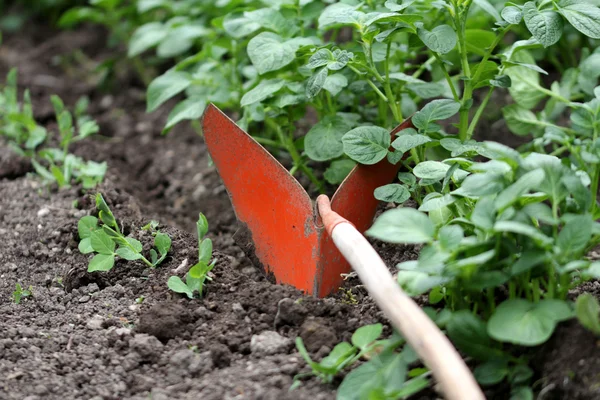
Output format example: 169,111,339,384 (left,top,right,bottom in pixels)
53,0,600,397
